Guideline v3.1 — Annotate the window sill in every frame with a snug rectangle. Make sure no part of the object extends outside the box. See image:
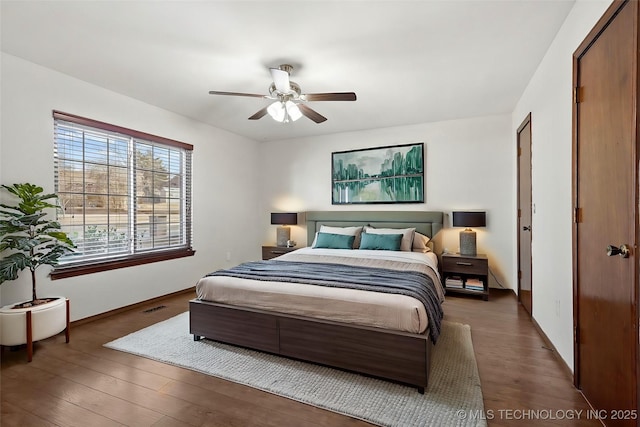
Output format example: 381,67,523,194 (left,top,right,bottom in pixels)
50,248,196,280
